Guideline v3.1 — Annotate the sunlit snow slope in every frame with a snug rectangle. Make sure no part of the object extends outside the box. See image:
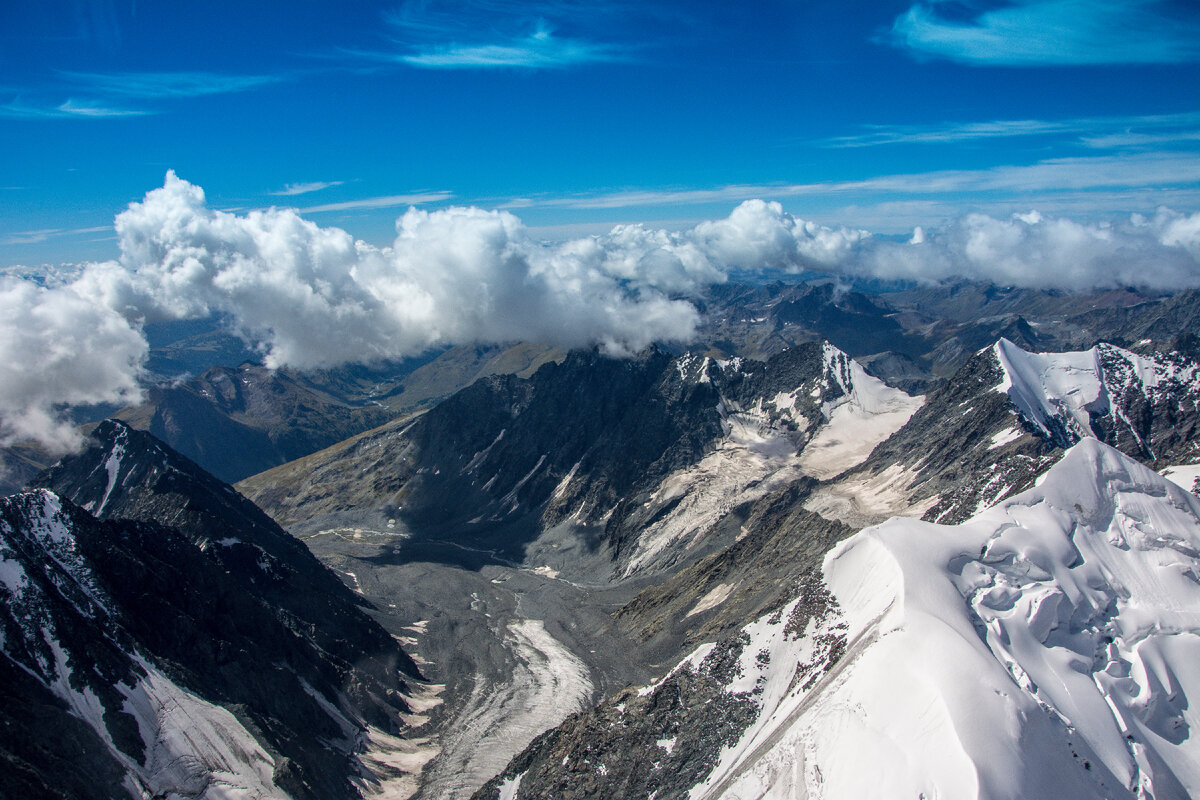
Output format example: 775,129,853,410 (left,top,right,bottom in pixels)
695,439,1200,800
